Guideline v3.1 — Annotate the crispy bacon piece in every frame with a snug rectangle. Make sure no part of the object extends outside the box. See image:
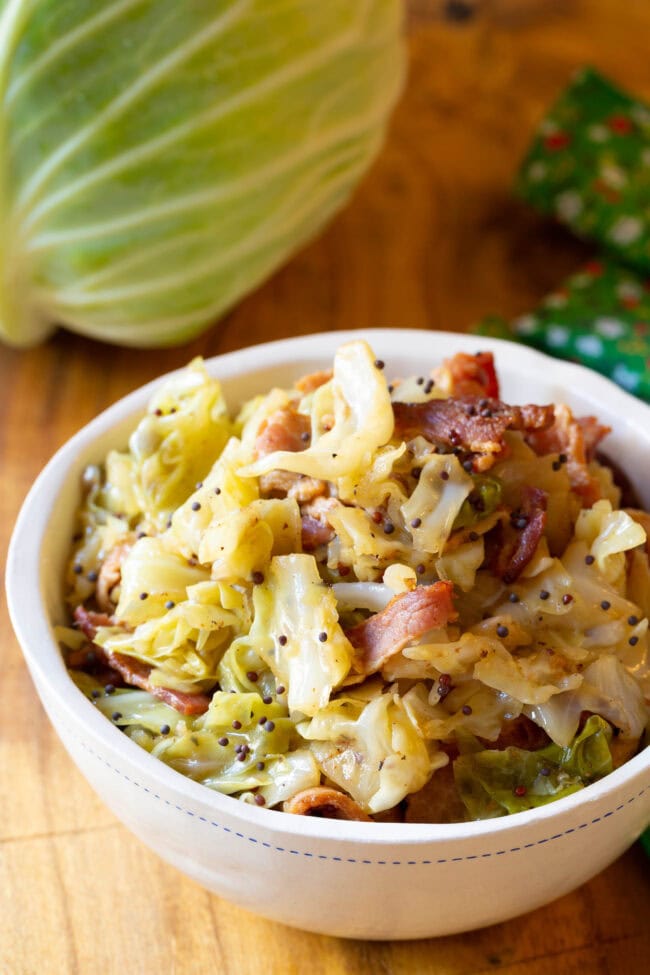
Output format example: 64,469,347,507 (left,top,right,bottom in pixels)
393,397,554,471
442,351,500,399
294,369,333,394
73,606,210,716
287,476,327,504
74,606,114,638
345,581,457,676
107,652,210,716
486,486,547,584
300,496,338,551
283,787,371,821
254,406,311,458
95,540,134,613
526,404,609,505
301,515,335,551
